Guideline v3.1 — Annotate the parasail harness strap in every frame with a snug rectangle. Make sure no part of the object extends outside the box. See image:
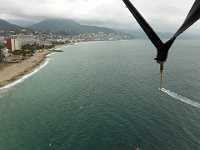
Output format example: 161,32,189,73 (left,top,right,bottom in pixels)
122,0,200,63
122,0,200,88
